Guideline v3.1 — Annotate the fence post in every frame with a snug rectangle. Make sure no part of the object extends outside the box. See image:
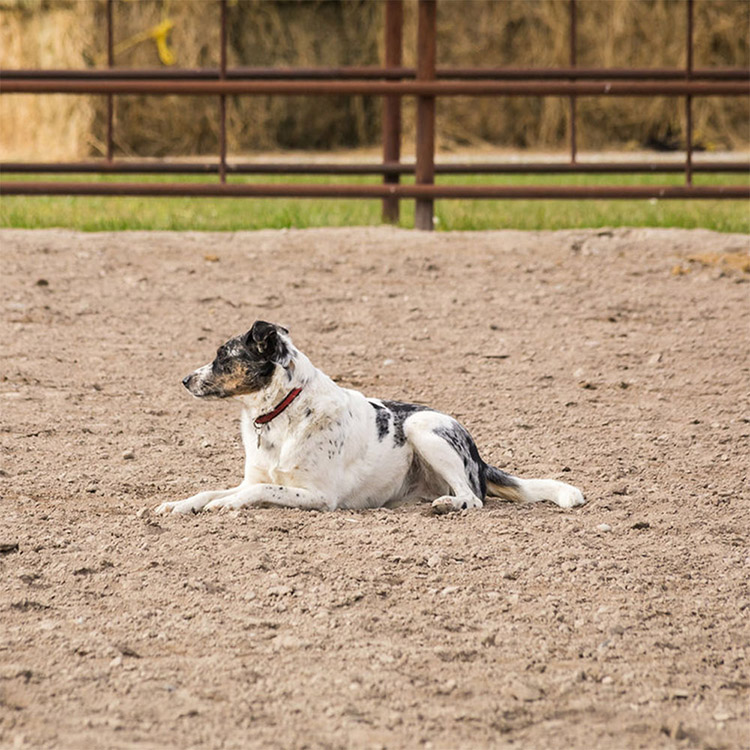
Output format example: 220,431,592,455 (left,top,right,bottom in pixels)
382,0,403,223
106,0,114,162
415,0,437,231
569,0,577,164
685,0,693,185
219,0,228,183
